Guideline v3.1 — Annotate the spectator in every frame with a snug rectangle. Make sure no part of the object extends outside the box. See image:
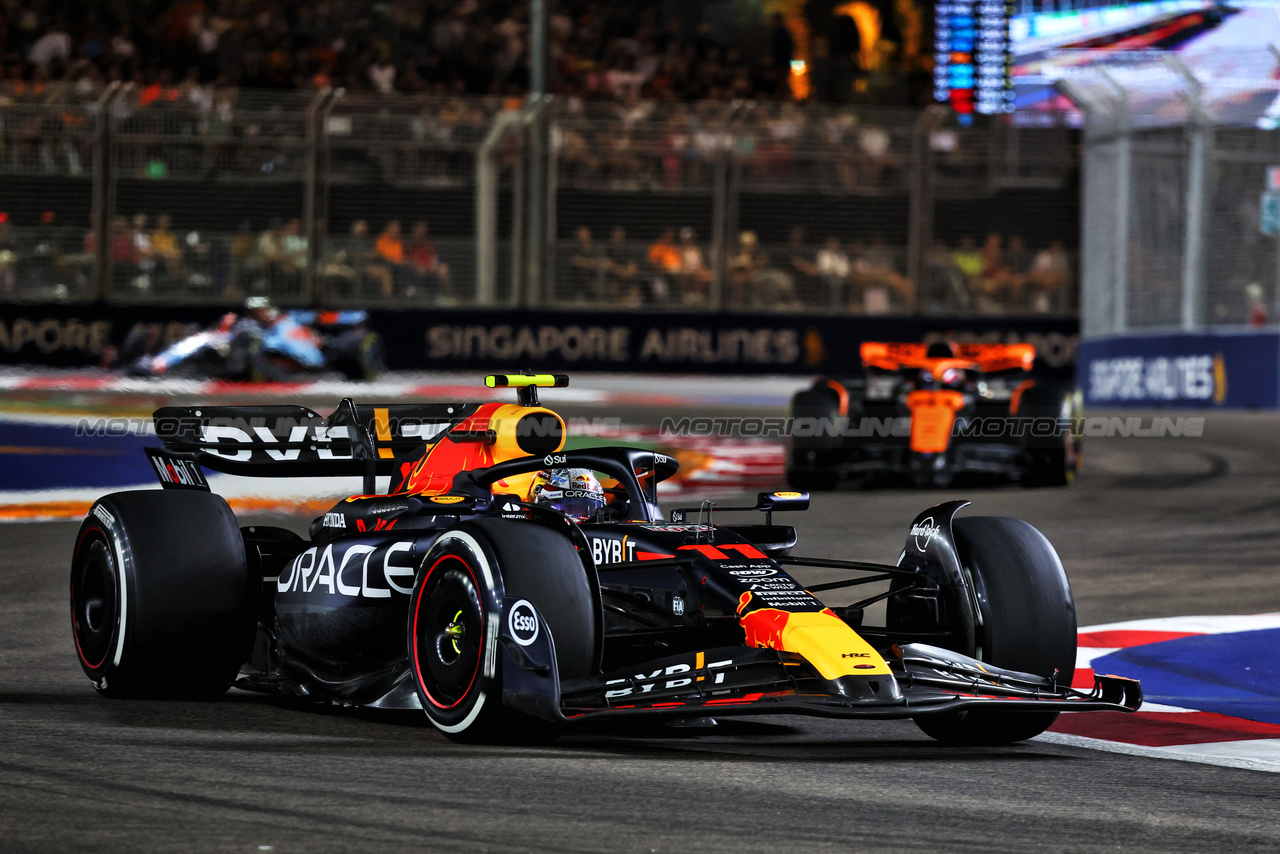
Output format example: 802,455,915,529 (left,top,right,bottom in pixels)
676,226,712,306
645,227,681,304
566,226,603,302
951,236,983,291
149,213,187,283
227,221,256,298
815,236,850,310
282,219,308,272
374,220,406,295
255,219,288,292
0,214,15,294
27,19,71,71
405,221,450,299
111,216,139,291
1247,283,1267,326
786,225,819,305
730,230,794,309
972,232,1012,313
603,226,641,305
130,213,152,273
853,235,912,313
924,239,968,312
1028,240,1071,313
